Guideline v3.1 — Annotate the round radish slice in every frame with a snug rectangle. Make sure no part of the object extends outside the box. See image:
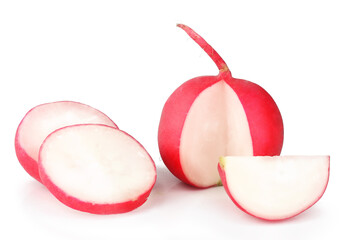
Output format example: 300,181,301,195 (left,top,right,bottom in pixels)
15,101,117,182
38,124,156,214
